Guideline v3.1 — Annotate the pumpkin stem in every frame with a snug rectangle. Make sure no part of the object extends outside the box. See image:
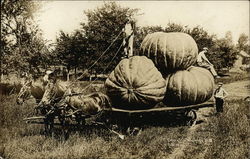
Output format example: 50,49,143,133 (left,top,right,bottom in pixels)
127,88,134,94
